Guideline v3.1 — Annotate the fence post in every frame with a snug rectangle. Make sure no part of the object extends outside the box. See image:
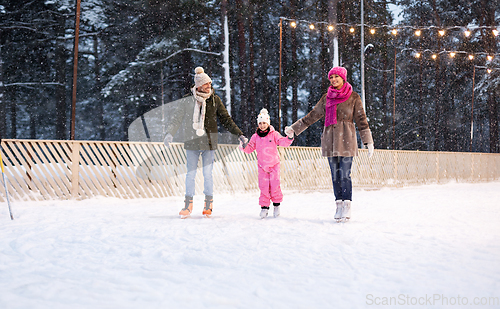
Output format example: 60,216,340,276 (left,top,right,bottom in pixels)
393,151,398,184
436,152,440,183
471,152,474,182
71,141,81,198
